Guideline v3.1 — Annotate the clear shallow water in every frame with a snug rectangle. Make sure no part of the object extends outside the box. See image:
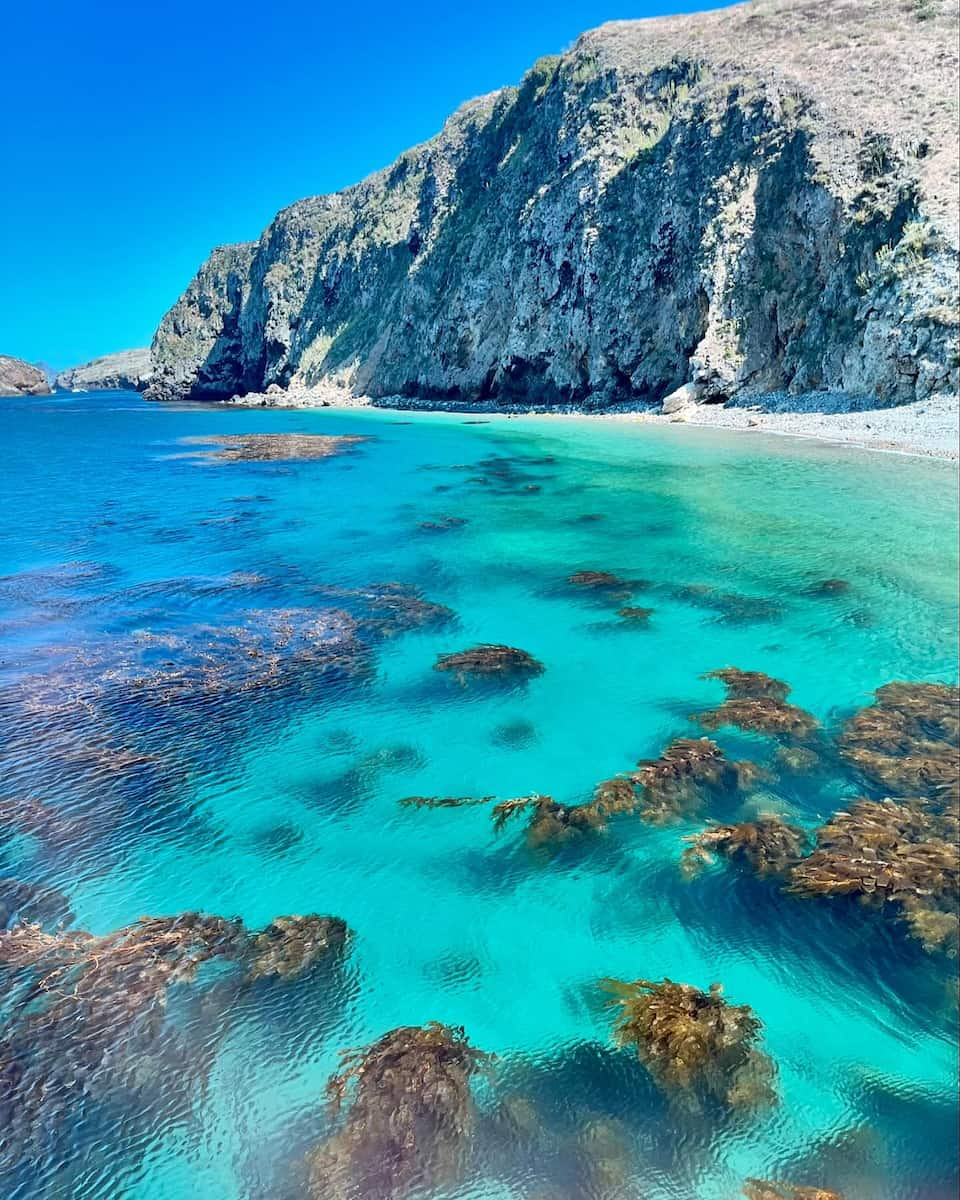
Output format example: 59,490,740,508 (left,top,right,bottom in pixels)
1,392,957,1200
